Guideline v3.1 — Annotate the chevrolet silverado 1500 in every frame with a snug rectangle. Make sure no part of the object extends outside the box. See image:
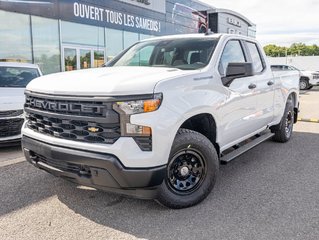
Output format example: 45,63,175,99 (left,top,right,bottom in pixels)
22,34,299,208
